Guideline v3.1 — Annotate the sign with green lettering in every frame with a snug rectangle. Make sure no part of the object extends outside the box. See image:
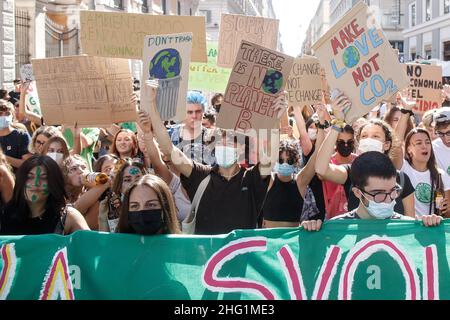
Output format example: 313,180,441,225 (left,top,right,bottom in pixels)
188,42,231,93
1,220,449,300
